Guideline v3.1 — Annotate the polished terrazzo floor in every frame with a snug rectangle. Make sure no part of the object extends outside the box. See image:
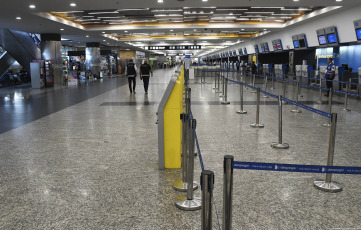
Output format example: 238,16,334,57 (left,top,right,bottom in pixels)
0,68,361,229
